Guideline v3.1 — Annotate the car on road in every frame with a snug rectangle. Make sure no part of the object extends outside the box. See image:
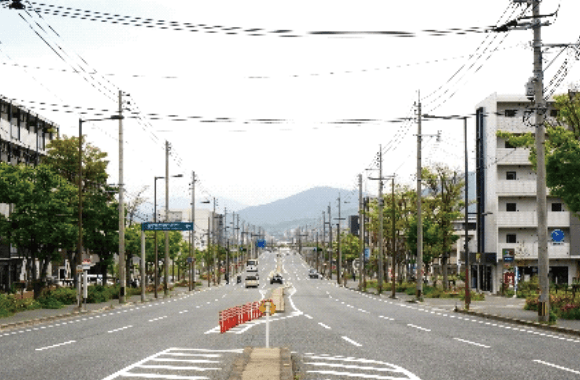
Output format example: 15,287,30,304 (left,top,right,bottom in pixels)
270,273,283,284
245,275,259,288
309,269,320,279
